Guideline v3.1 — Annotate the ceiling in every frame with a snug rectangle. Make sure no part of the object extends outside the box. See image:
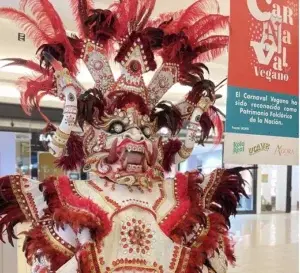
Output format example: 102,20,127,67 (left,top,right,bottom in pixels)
0,0,229,112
